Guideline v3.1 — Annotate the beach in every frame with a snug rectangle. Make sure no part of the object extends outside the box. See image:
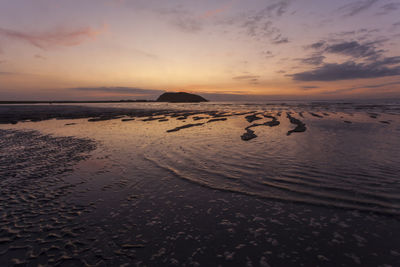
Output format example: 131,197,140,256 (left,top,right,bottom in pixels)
0,102,399,266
